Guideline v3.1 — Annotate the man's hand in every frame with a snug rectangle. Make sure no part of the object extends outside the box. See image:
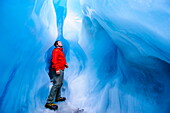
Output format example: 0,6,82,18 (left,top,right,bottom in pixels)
56,70,60,75
65,64,69,68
